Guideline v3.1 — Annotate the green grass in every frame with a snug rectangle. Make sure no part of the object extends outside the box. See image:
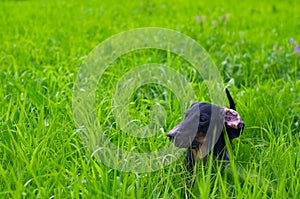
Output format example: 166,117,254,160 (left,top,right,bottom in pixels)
0,0,299,198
